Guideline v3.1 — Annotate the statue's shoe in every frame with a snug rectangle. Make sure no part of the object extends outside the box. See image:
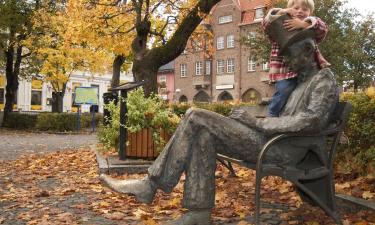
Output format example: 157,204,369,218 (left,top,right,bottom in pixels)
165,210,212,225
99,174,156,204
